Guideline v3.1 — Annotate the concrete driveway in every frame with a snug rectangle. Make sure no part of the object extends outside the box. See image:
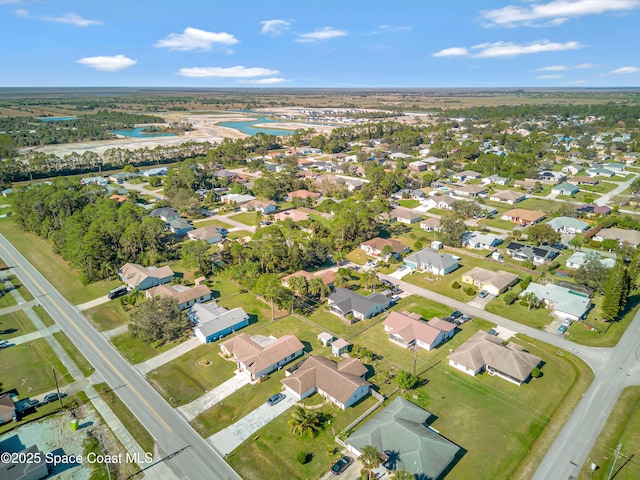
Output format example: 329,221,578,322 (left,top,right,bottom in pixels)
178,372,251,421
467,293,493,309
207,391,296,455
